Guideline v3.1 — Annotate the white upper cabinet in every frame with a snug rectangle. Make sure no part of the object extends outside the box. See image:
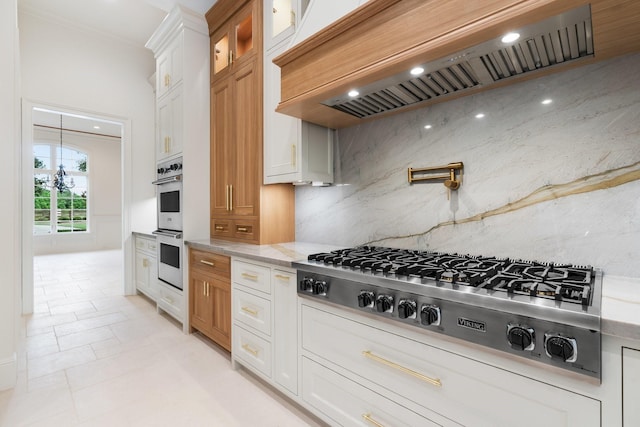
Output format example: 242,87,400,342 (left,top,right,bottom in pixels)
263,0,333,185
156,34,183,99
